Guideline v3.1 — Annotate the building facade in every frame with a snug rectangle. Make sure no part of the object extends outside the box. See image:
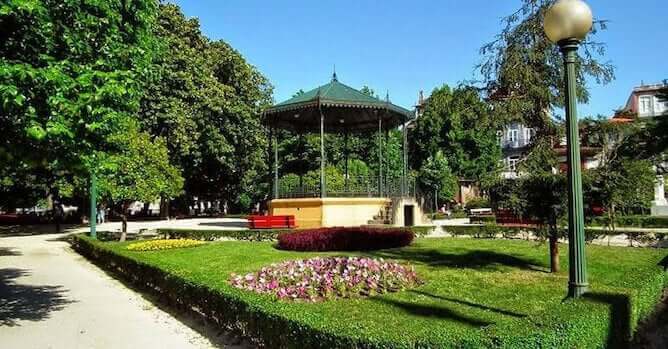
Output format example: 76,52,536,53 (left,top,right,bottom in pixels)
499,123,535,178
617,80,668,119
